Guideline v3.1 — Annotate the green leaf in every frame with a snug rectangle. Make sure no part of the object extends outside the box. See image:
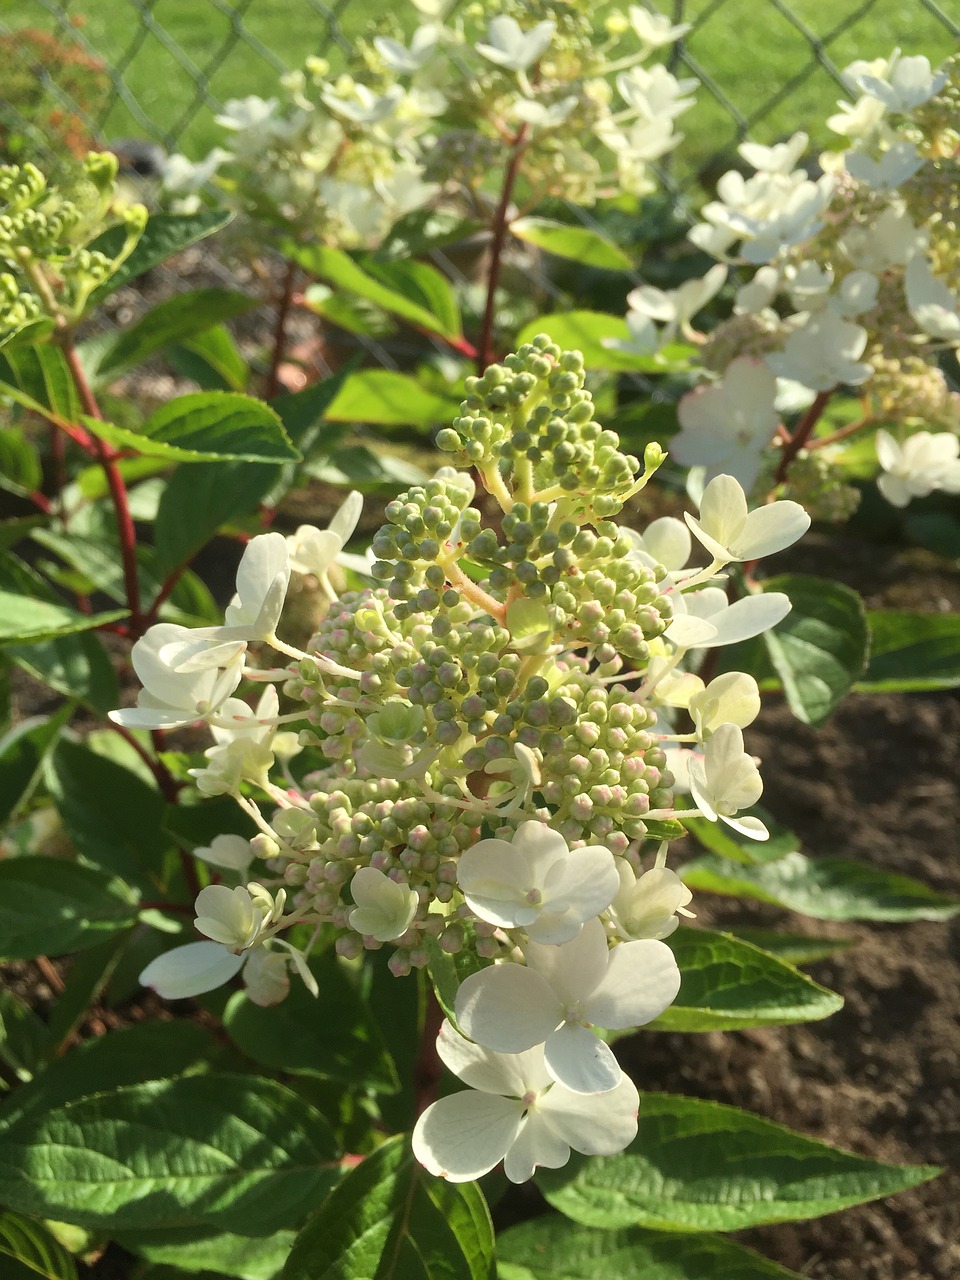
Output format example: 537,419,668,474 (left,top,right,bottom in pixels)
683,807,799,865
0,857,139,960
759,575,868,726
856,610,960,692
46,739,171,889
9,630,120,715
301,284,397,338
117,1226,295,1280
224,949,399,1093
515,313,695,373
281,1135,495,1280
0,1022,217,1129
425,938,483,1026
82,391,299,464
498,1218,802,1280
726,928,855,967
92,290,258,380
649,928,842,1030
0,1210,78,1280
0,591,127,645
307,444,429,492
0,346,81,426
87,209,234,307
0,991,51,1084
0,1074,339,1234
536,1092,939,1231
45,931,133,1053
511,217,633,271
325,370,460,428
0,428,43,498
153,459,281,576
681,851,960,922
169,324,249,393
380,210,484,260
0,703,74,825
364,257,463,340
287,243,462,341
